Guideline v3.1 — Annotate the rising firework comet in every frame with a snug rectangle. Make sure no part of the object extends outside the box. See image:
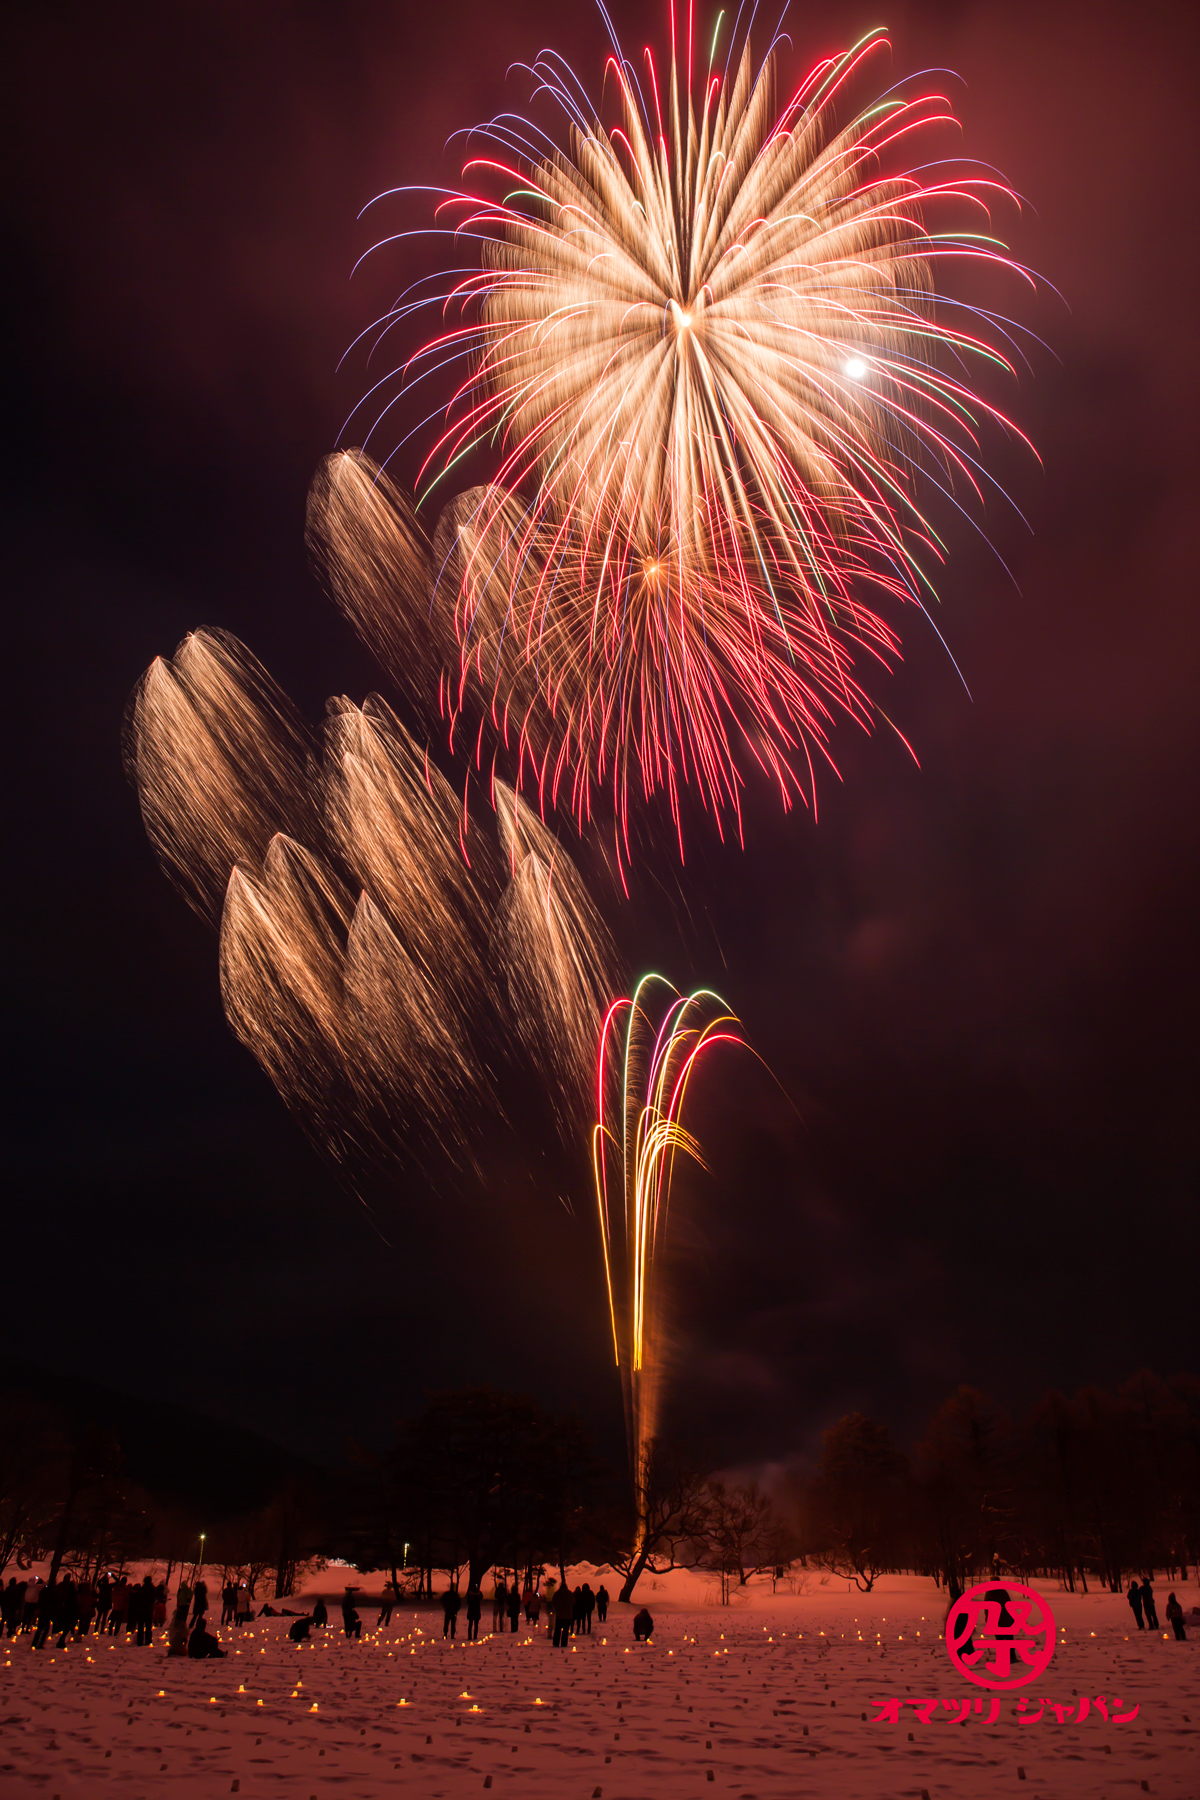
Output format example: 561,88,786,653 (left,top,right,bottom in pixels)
592,974,746,1474
353,7,1038,856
